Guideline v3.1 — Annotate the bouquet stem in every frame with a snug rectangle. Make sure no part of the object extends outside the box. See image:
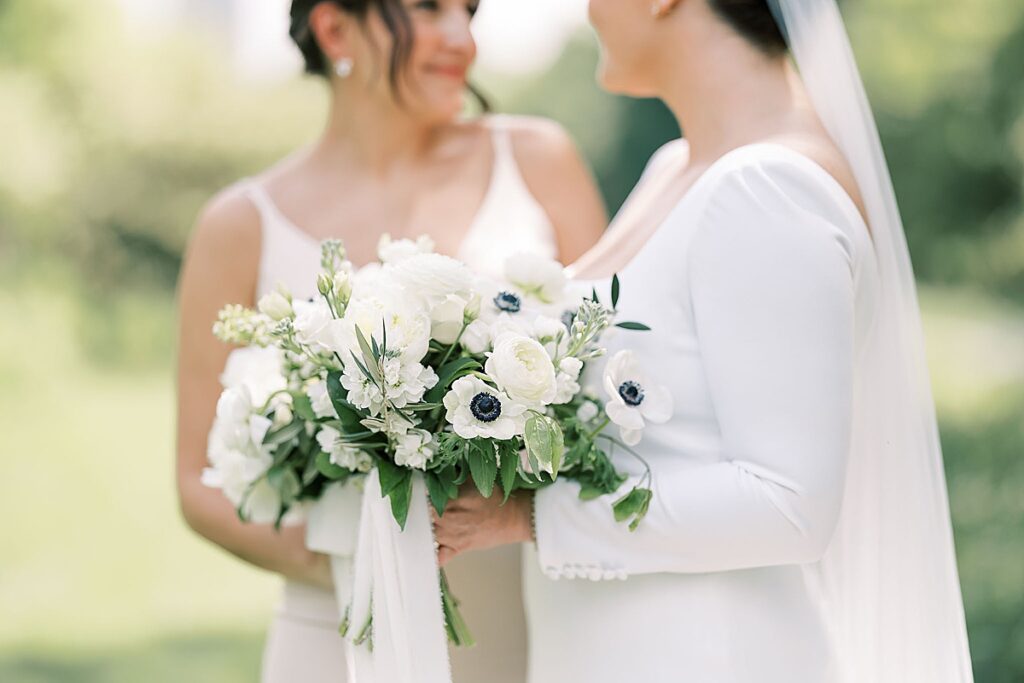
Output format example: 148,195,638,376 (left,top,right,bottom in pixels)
439,568,475,647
